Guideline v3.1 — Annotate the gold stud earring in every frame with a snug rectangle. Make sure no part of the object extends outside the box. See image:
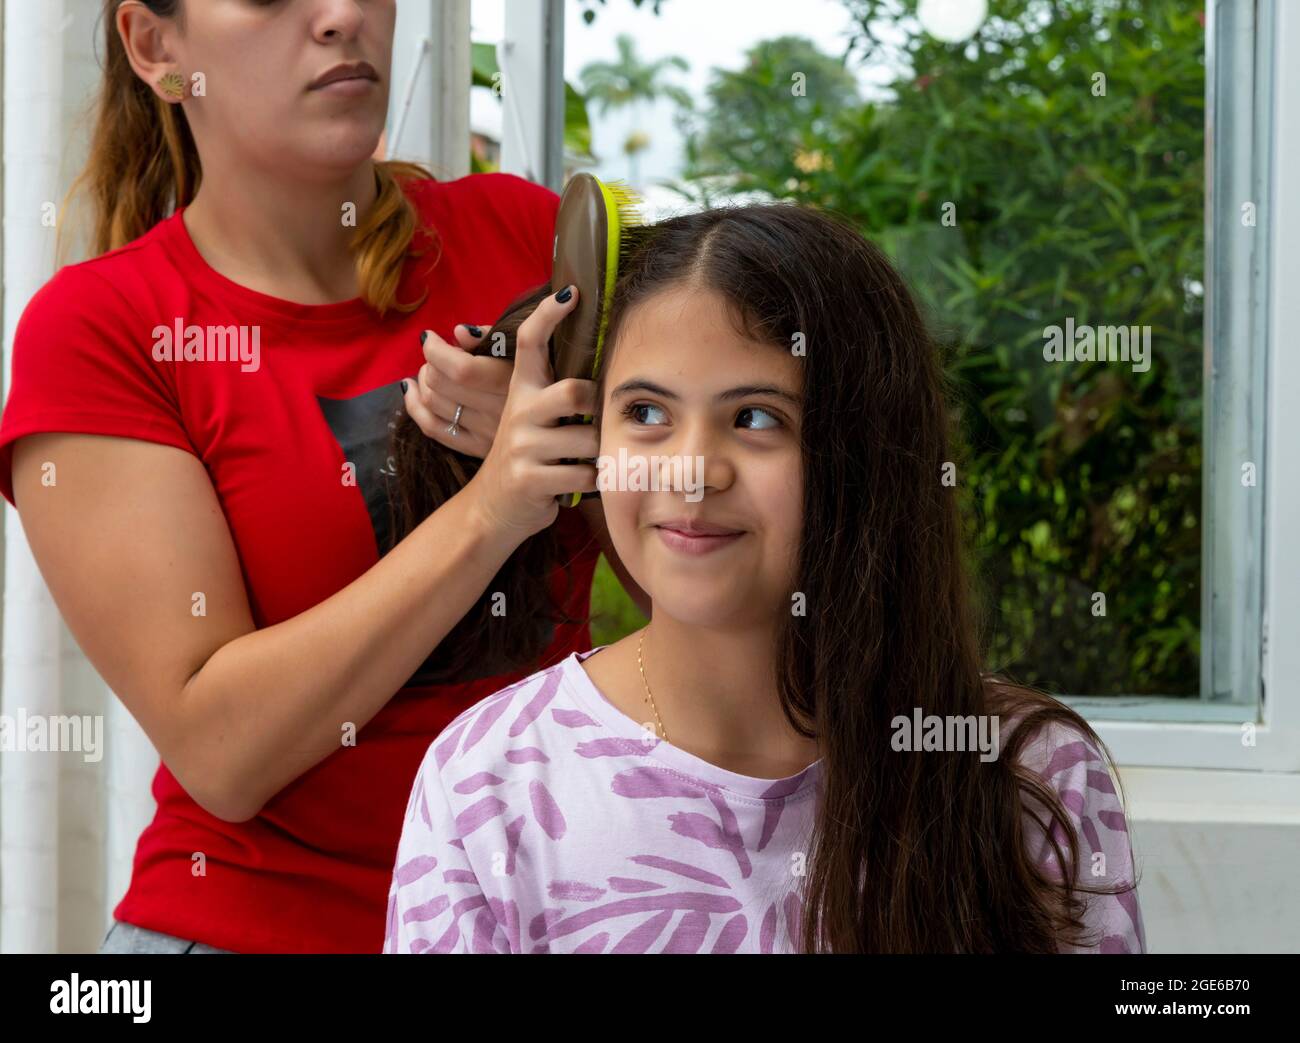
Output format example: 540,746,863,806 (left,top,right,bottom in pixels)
158,71,186,101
